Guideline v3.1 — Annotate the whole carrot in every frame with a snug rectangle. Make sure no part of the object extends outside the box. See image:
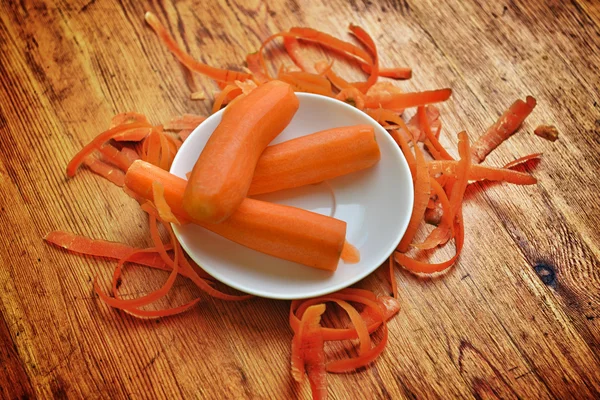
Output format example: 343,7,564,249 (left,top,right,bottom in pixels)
248,125,380,196
183,80,299,223
127,160,346,271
